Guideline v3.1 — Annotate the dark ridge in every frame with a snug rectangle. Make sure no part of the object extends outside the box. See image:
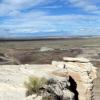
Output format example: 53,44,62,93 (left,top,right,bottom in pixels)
0,37,88,42
0,34,100,41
